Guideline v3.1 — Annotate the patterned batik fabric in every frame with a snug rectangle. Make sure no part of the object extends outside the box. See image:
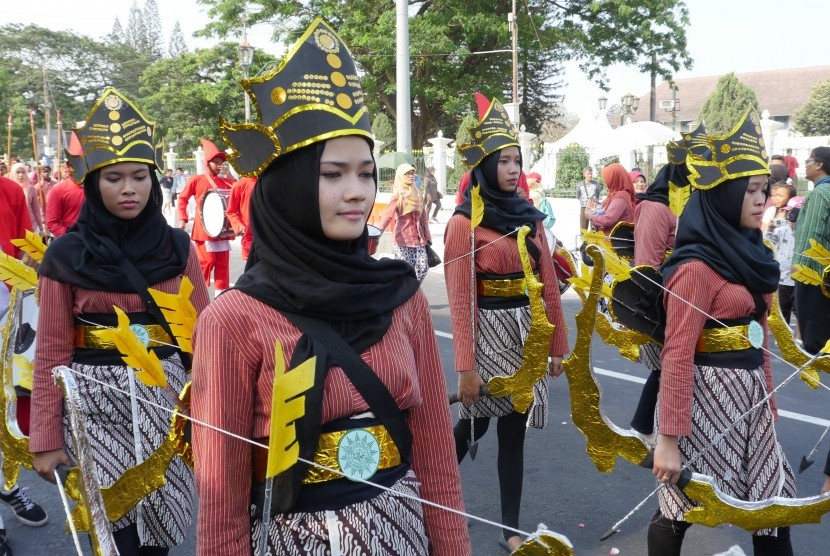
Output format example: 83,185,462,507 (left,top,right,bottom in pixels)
657,365,796,537
639,342,662,372
63,353,194,546
458,304,548,429
252,470,428,555
392,245,429,283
